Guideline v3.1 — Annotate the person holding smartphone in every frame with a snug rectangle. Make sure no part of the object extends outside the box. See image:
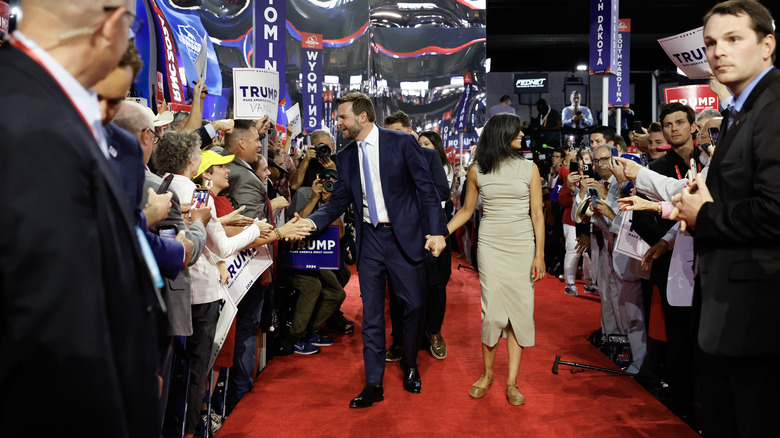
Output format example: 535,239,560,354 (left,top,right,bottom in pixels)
152,131,294,438
557,149,595,296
